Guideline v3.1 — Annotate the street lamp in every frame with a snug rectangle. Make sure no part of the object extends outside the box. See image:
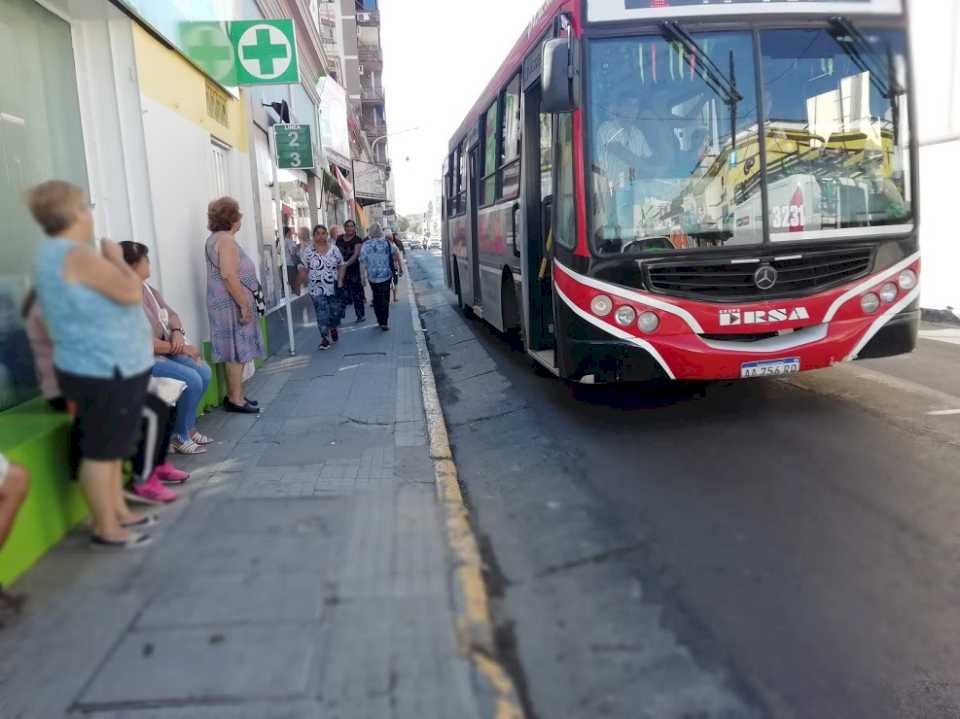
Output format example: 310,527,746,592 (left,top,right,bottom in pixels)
371,125,420,162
